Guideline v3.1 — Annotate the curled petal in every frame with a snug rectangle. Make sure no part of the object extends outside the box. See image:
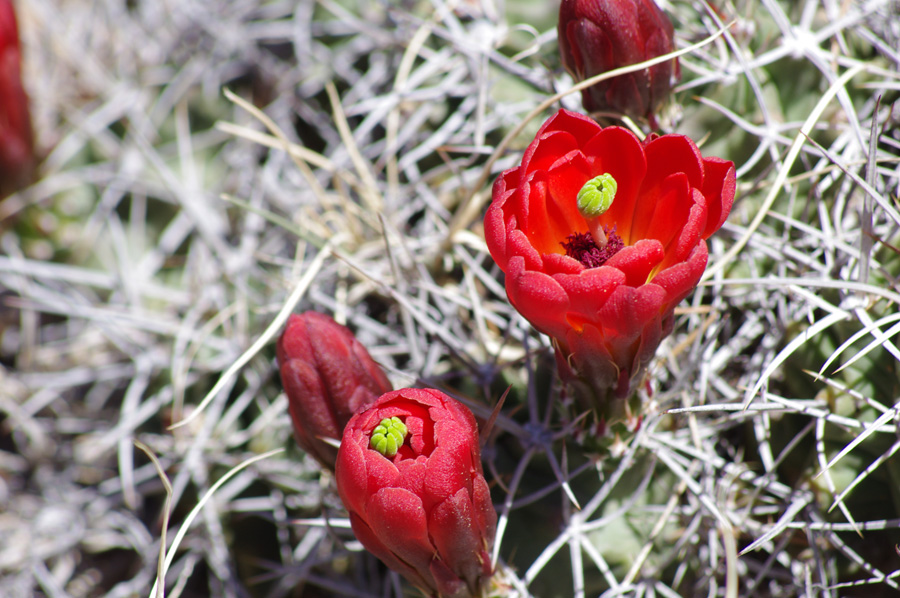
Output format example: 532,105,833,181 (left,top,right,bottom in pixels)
507,220,545,272
701,157,737,239
335,429,371,517
542,252,585,276
484,197,511,270
523,129,581,174
652,242,709,306
602,240,665,288
535,108,603,147
661,188,708,269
